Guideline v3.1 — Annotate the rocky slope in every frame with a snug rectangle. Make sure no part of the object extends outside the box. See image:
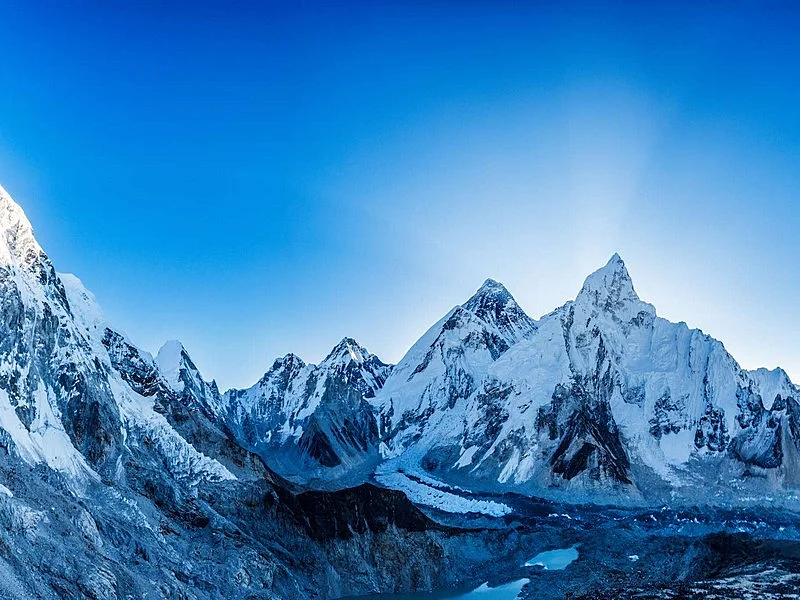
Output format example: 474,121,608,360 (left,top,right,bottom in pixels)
218,337,391,485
